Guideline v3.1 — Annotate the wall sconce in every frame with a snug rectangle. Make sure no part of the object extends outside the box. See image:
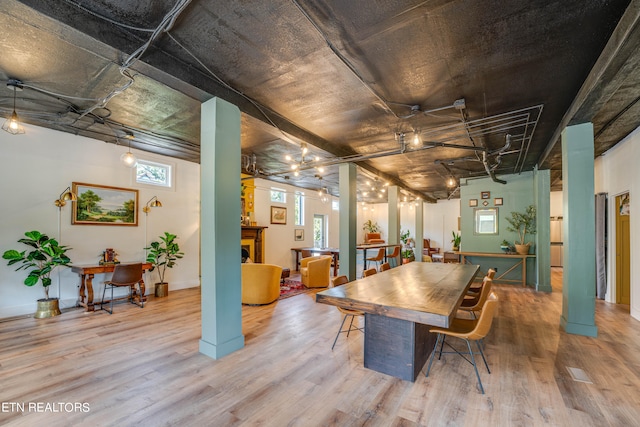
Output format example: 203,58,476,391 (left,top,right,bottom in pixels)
2,79,25,135
120,133,137,168
54,186,77,208
143,196,163,214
